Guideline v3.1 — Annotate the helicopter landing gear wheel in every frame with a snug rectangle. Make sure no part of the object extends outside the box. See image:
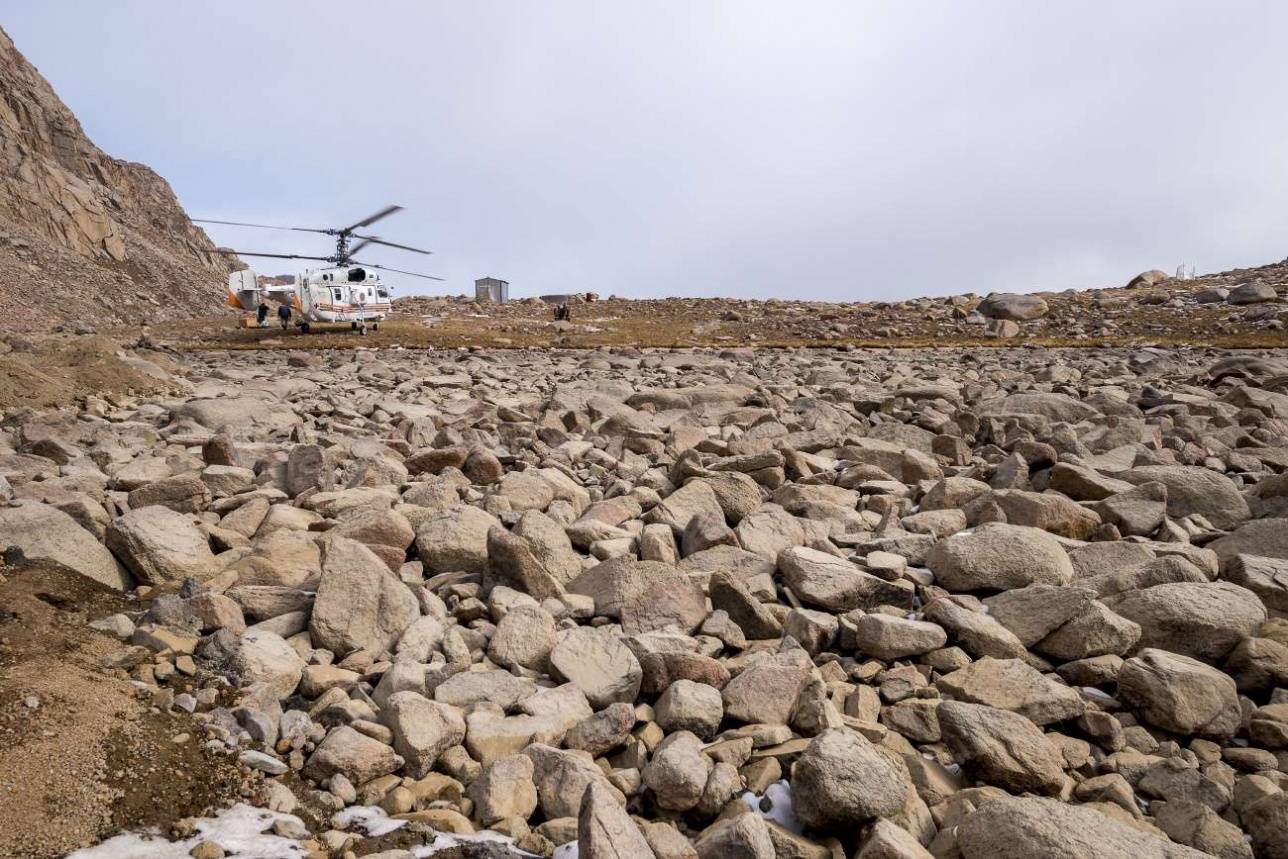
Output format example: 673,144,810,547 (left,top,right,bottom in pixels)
372,322,379,332
351,321,358,331
300,322,310,334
